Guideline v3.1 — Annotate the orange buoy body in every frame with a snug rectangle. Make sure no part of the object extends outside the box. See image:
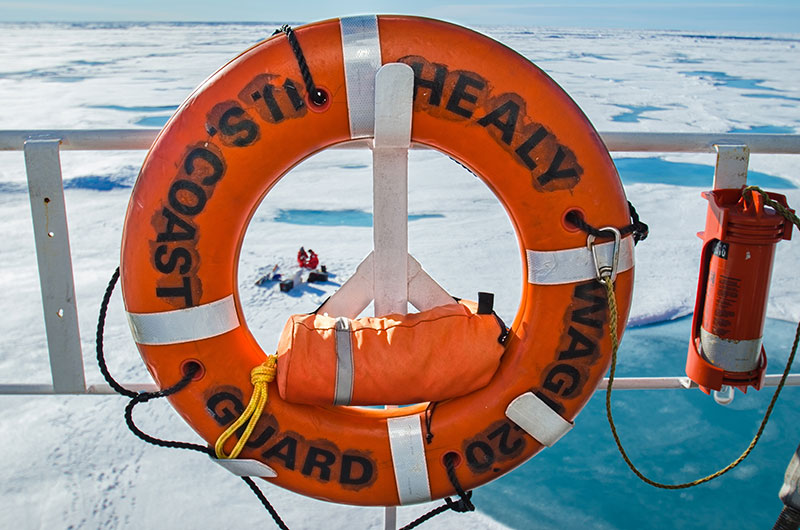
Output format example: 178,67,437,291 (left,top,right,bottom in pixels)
121,15,634,506
686,188,792,393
